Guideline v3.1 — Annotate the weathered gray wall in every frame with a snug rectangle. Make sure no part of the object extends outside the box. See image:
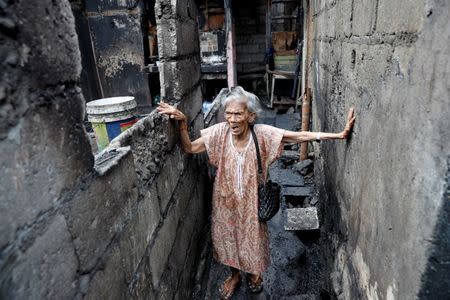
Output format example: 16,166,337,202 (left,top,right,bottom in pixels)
310,0,450,299
0,0,207,298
